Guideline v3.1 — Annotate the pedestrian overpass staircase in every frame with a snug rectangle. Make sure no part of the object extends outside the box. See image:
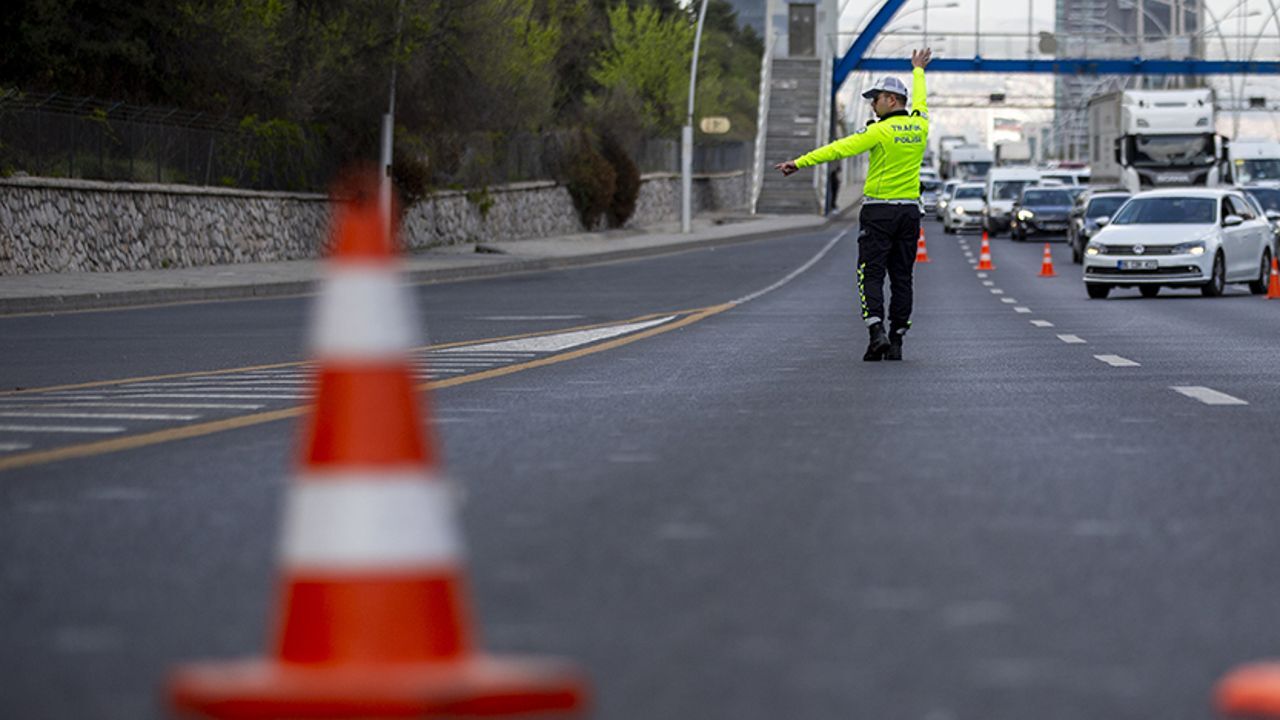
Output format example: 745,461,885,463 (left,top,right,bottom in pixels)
754,57,825,216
